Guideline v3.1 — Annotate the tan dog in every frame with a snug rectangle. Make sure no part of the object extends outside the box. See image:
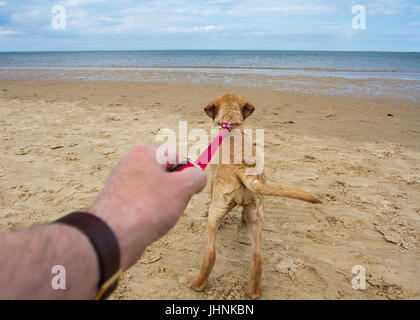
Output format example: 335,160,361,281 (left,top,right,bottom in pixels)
188,94,321,299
